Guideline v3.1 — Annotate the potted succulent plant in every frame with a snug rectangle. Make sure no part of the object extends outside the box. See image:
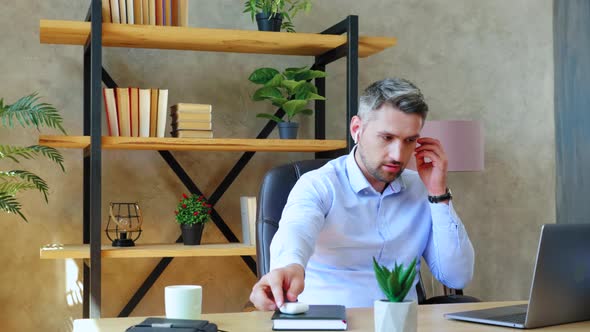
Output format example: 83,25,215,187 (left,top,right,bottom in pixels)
243,0,312,32
373,256,418,332
248,66,326,139
175,193,212,245
0,93,66,222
